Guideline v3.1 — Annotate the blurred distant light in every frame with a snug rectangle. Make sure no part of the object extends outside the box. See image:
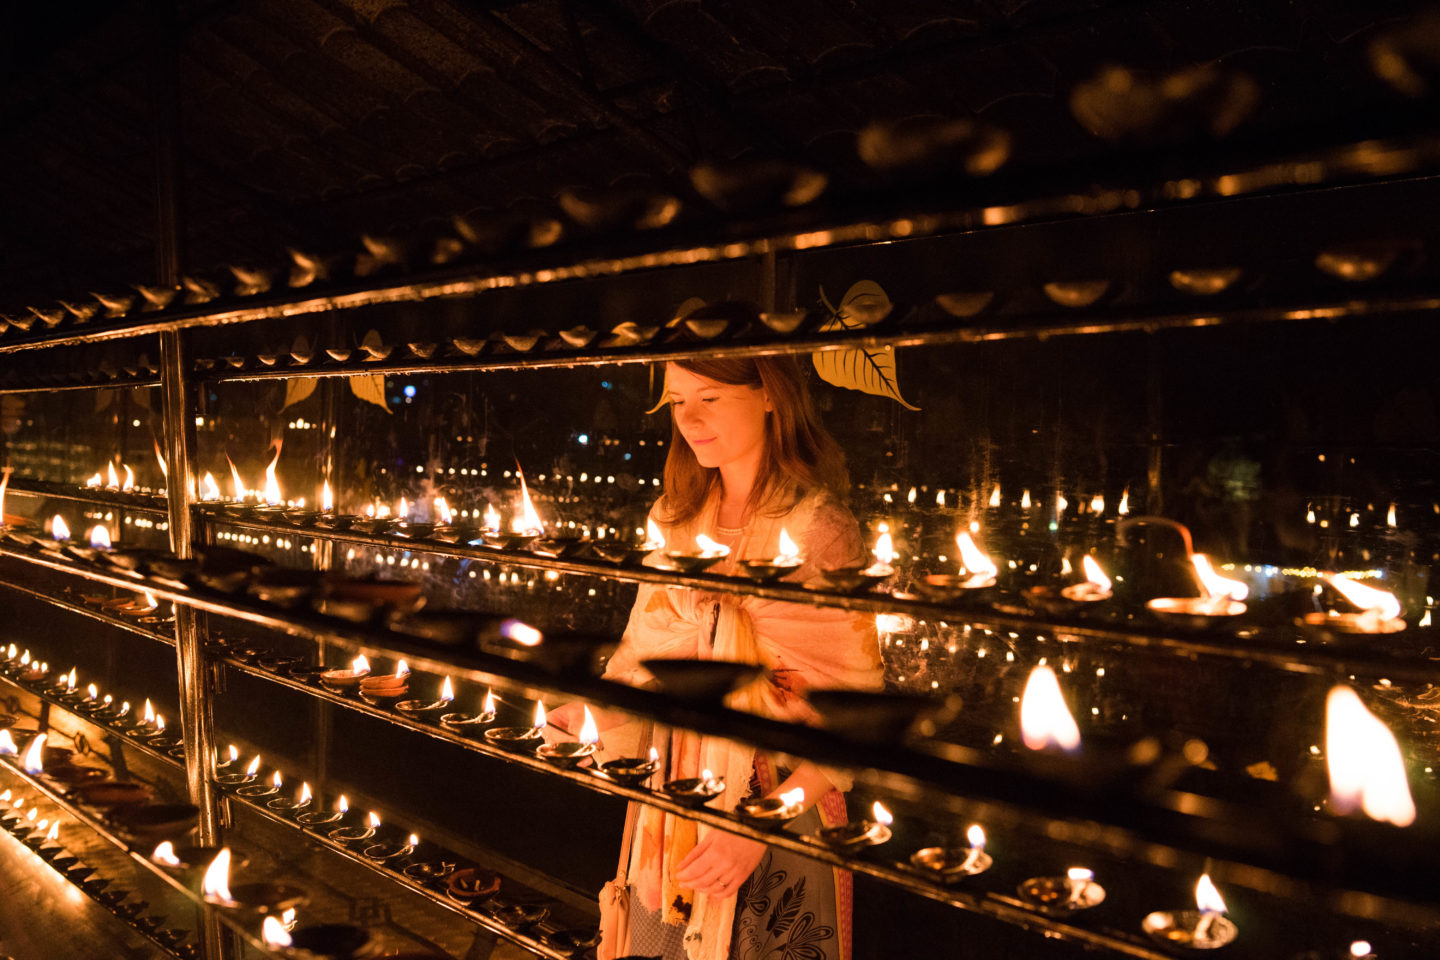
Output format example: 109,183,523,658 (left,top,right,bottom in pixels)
601,381,613,389
578,434,589,445
403,385,416,398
